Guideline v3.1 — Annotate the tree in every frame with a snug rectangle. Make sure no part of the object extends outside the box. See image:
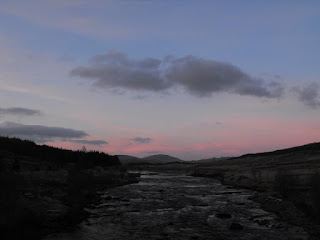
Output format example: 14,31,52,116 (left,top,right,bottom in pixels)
80,146,87,153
